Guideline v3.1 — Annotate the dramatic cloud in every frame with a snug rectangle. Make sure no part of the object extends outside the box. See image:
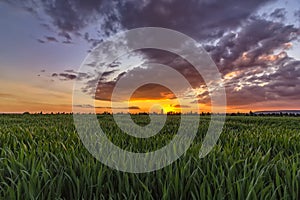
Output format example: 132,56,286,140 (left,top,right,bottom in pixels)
222,57,300,107
51,15,300,108
4,0,276,43
80,66,180,102
206,17,299,73
10,0,299,110
117,0,275,40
